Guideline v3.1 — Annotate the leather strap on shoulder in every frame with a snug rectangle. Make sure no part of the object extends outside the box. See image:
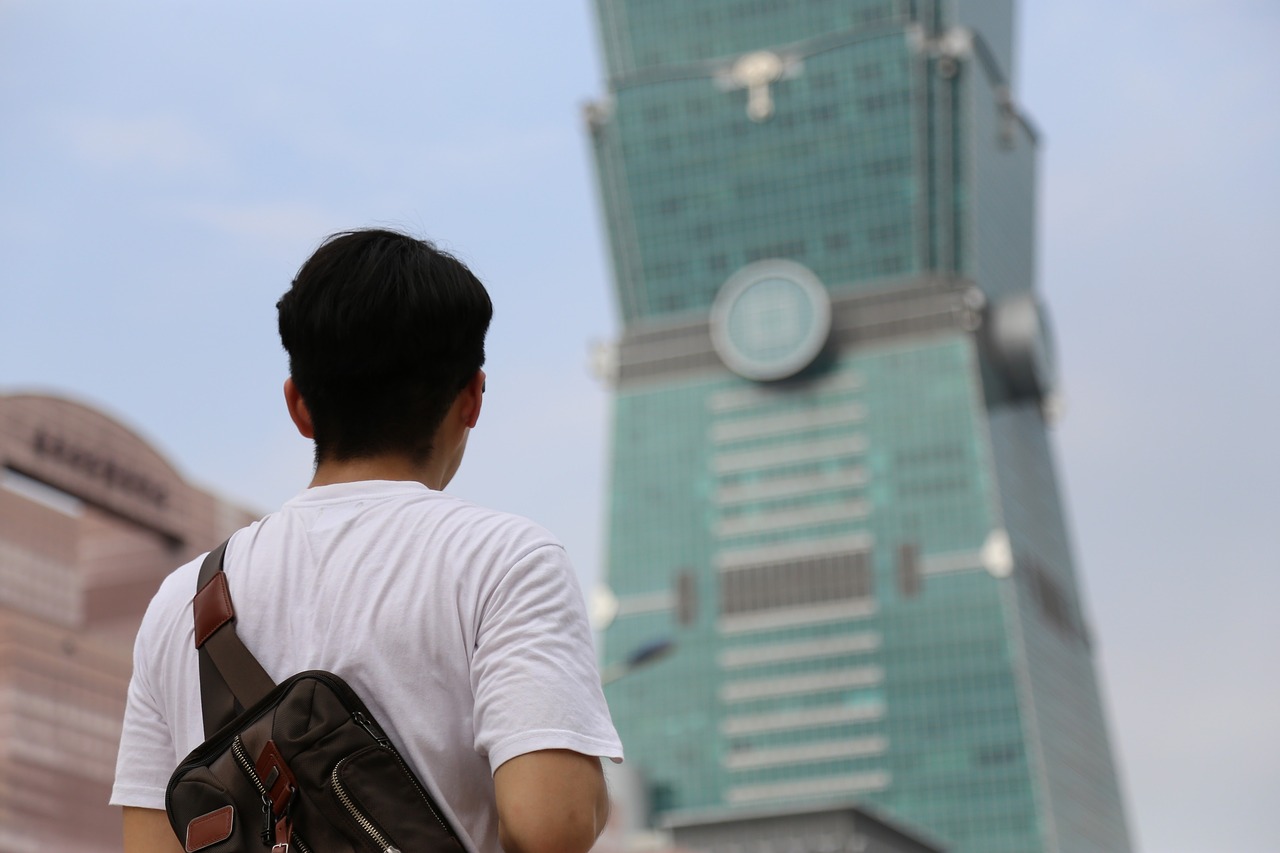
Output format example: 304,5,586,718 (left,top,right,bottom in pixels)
193,539,276,737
